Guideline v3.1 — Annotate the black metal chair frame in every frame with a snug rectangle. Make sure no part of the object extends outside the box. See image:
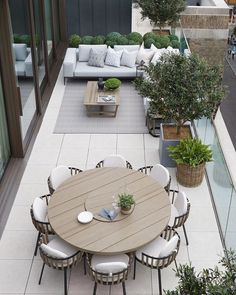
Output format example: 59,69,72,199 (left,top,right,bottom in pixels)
86,254,130,295
47,166,83,194
169,189,191,246
137,165,171,195
133,228,180,295
30,194,54,256
39,243,82,295
96,160,133,170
